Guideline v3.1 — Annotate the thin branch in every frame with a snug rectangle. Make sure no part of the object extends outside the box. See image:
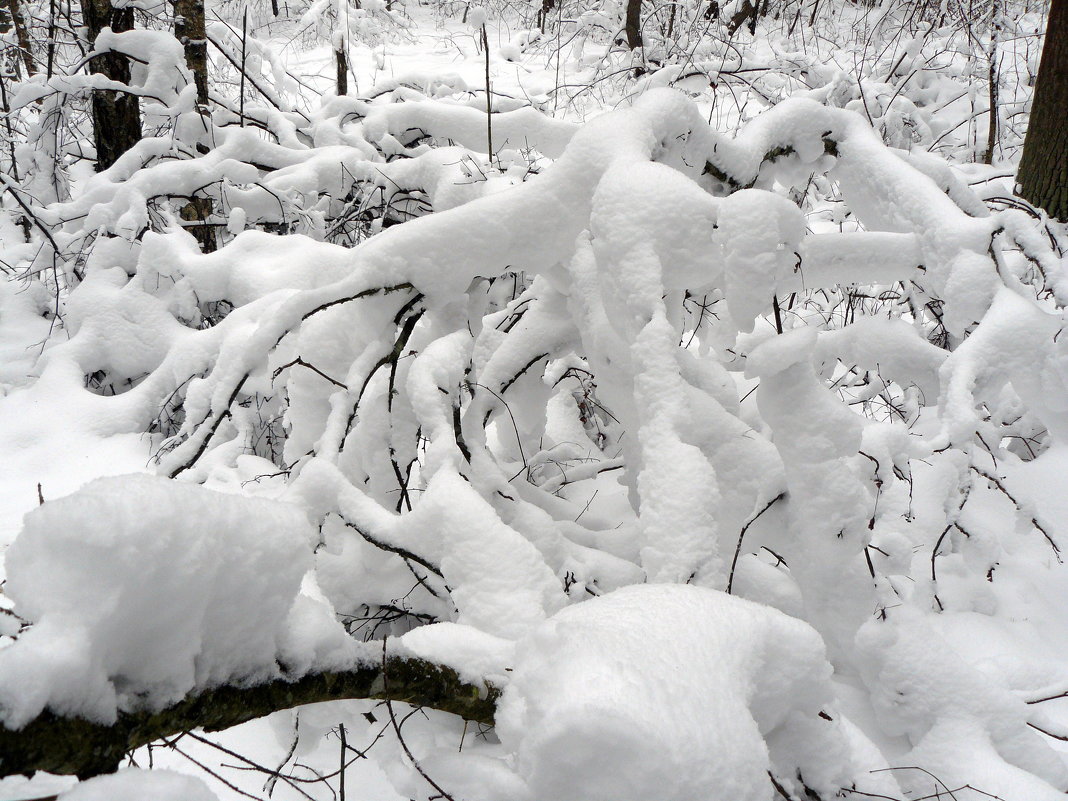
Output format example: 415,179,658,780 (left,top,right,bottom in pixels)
727,492,786,594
